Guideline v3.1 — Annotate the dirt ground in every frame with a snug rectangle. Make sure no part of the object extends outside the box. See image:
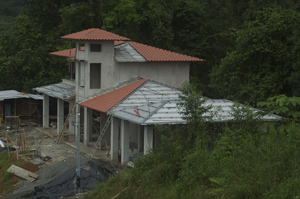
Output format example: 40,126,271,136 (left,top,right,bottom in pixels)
1,126,109,199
